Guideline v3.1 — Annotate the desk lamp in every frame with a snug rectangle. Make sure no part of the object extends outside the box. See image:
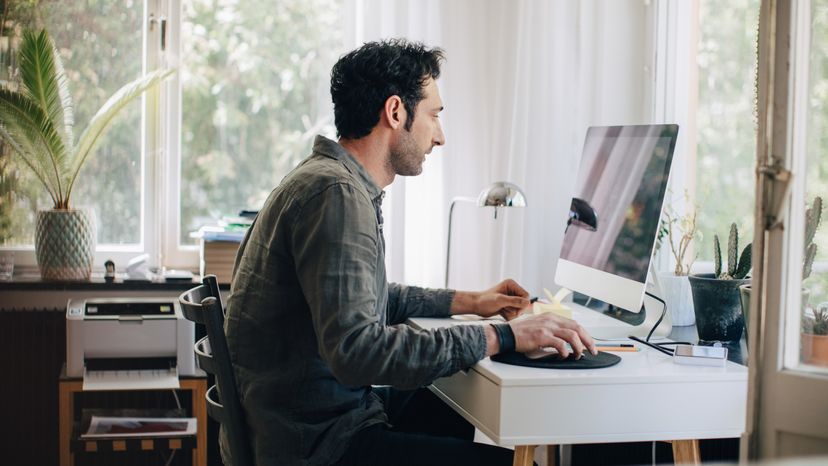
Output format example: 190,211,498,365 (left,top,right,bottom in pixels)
445,182,527,287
